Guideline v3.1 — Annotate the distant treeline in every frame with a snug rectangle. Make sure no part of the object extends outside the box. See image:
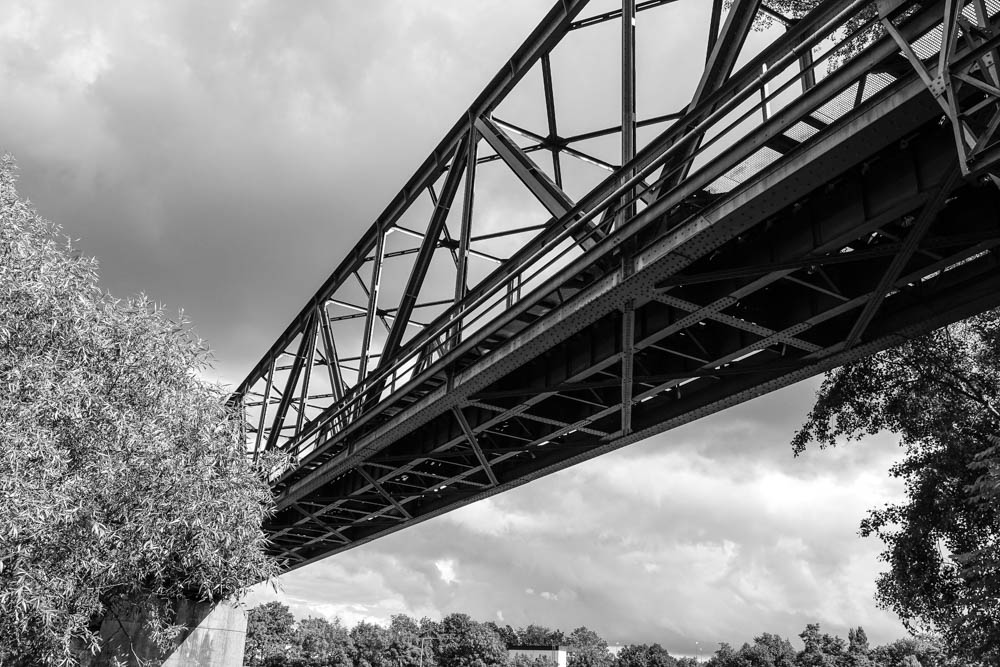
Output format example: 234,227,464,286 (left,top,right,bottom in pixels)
244,602,952,666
